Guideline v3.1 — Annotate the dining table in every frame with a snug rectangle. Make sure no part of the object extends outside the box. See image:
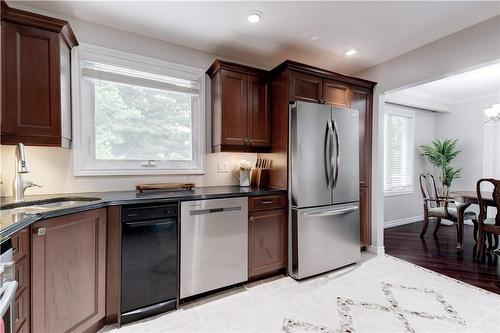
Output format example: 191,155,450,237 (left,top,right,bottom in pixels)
452,191,496,250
